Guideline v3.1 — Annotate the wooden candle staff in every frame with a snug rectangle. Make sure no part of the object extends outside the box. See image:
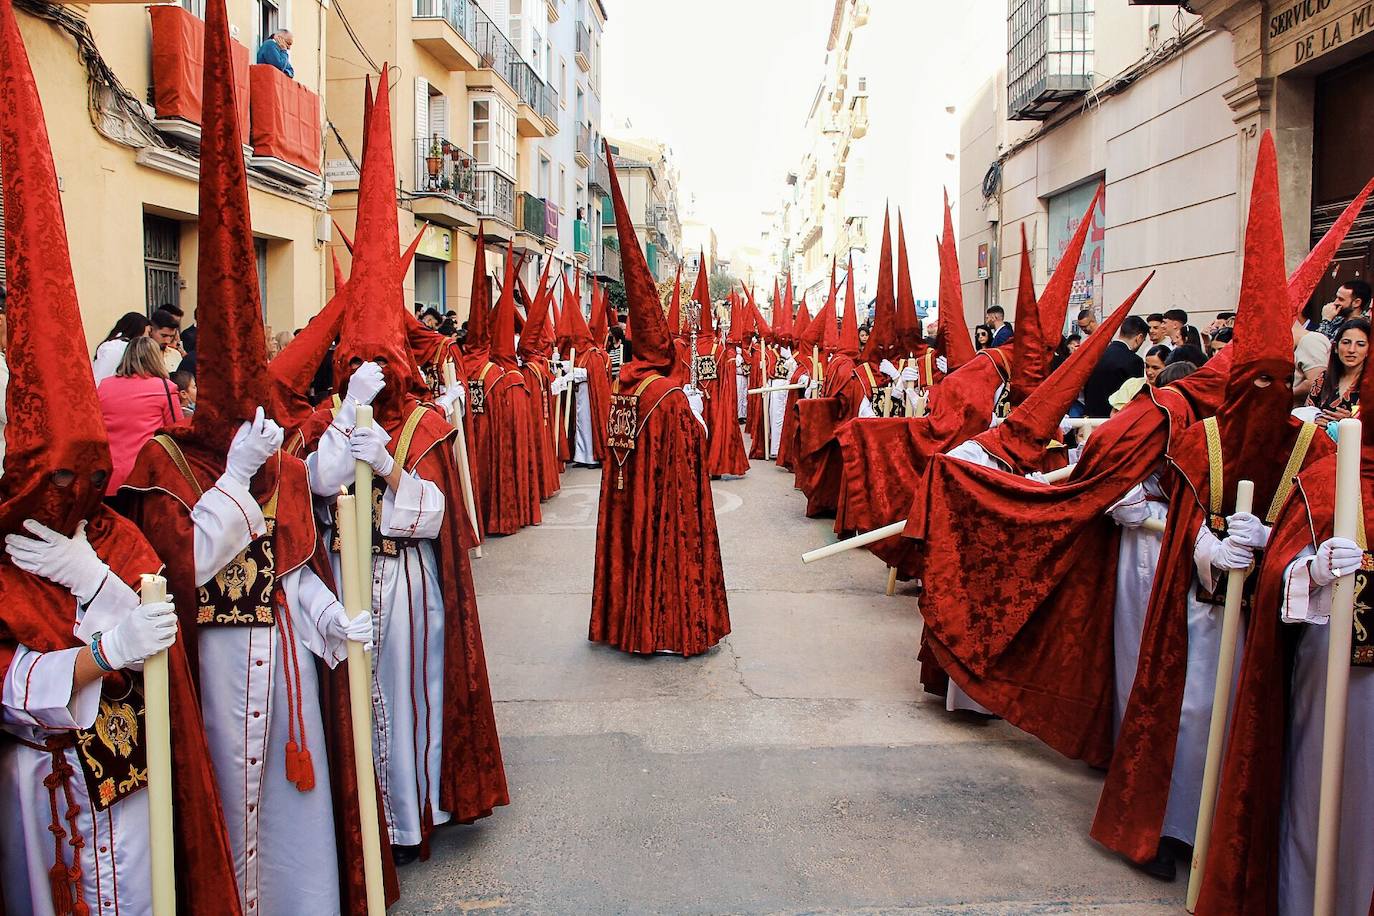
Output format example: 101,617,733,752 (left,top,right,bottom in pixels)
1313,417,1362,916
139,573,176,915
443,362,483,559
336,492,385,915
551,353,565,466
1186,478,1254,911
